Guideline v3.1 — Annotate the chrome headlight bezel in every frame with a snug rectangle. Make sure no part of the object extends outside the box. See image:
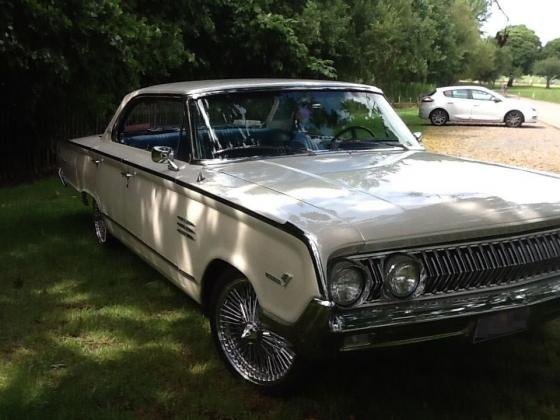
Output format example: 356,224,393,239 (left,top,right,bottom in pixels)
383,253,426,299
328,259,372,307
